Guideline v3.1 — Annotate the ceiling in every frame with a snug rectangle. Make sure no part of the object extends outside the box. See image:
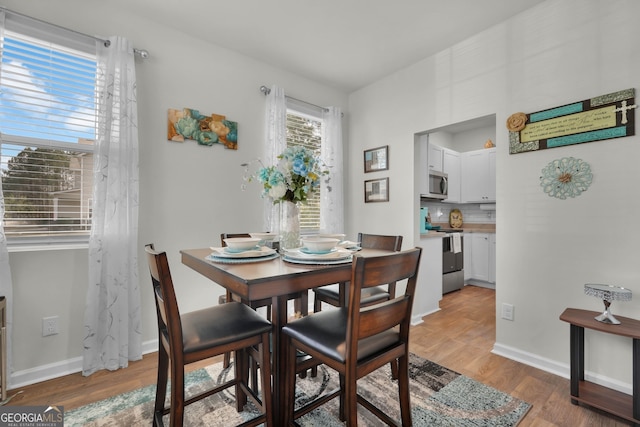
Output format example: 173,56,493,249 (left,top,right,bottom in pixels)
115,0,547,93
